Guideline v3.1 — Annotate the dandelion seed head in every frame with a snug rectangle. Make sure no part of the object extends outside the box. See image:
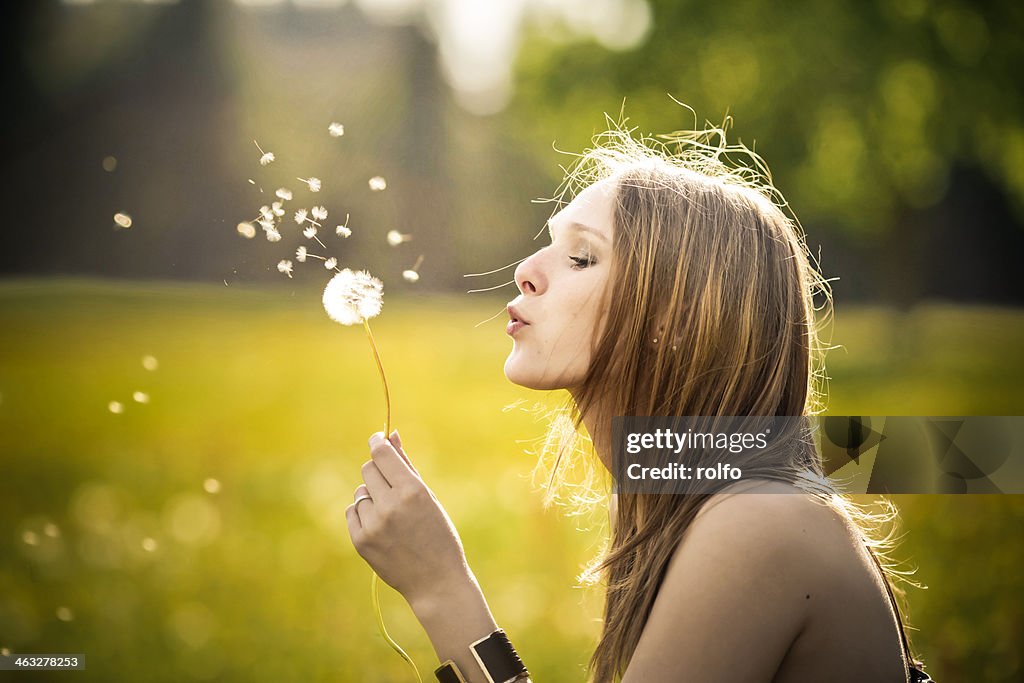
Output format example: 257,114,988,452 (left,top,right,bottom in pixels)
142,355,159,371
108,401,124,414
133,391,149,404
275,188,293,201
402,269,420,283
322,269,383,326
324,257,338,270
303,226,318,239
294,209,308,225
102,156,117,172
328,122,345,137
298,177,322,192
237,222,256,239
295,246,308,263
311,206,328,221
336,225,352,238
113,212,132,229
387,230,410,247
266,228,282,242
203,478,221,494
259,152,275,166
